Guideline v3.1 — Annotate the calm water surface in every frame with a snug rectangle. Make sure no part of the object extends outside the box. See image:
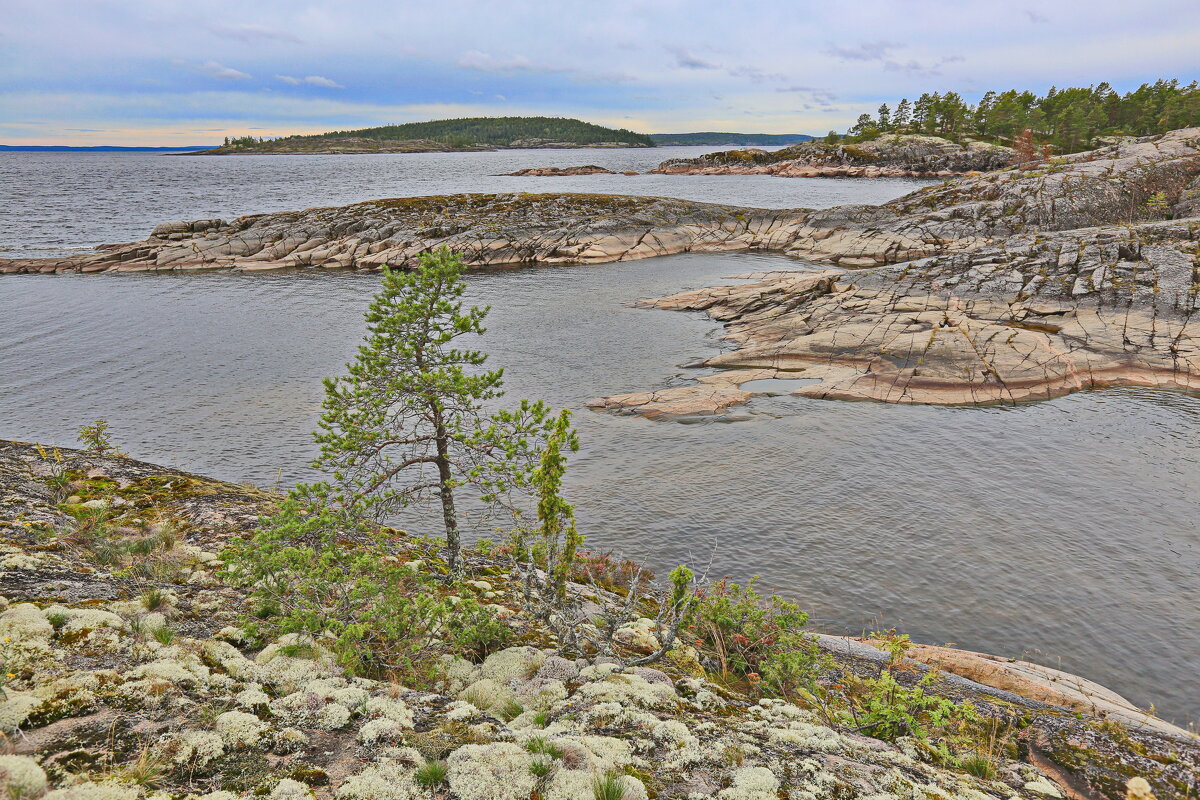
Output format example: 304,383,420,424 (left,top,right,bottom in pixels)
0,152,1196,722
0,148,924,258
